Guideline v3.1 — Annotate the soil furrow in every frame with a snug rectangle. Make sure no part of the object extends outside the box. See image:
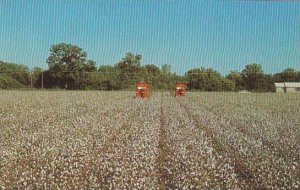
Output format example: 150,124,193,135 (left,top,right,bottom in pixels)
174,96,268,190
